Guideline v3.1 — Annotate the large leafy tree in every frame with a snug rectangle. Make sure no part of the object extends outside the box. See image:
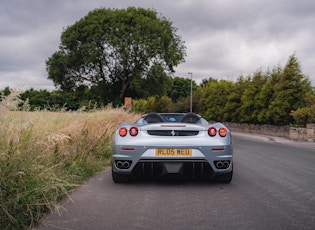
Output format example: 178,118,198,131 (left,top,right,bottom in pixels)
46,7,186,105
127,64,173,99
